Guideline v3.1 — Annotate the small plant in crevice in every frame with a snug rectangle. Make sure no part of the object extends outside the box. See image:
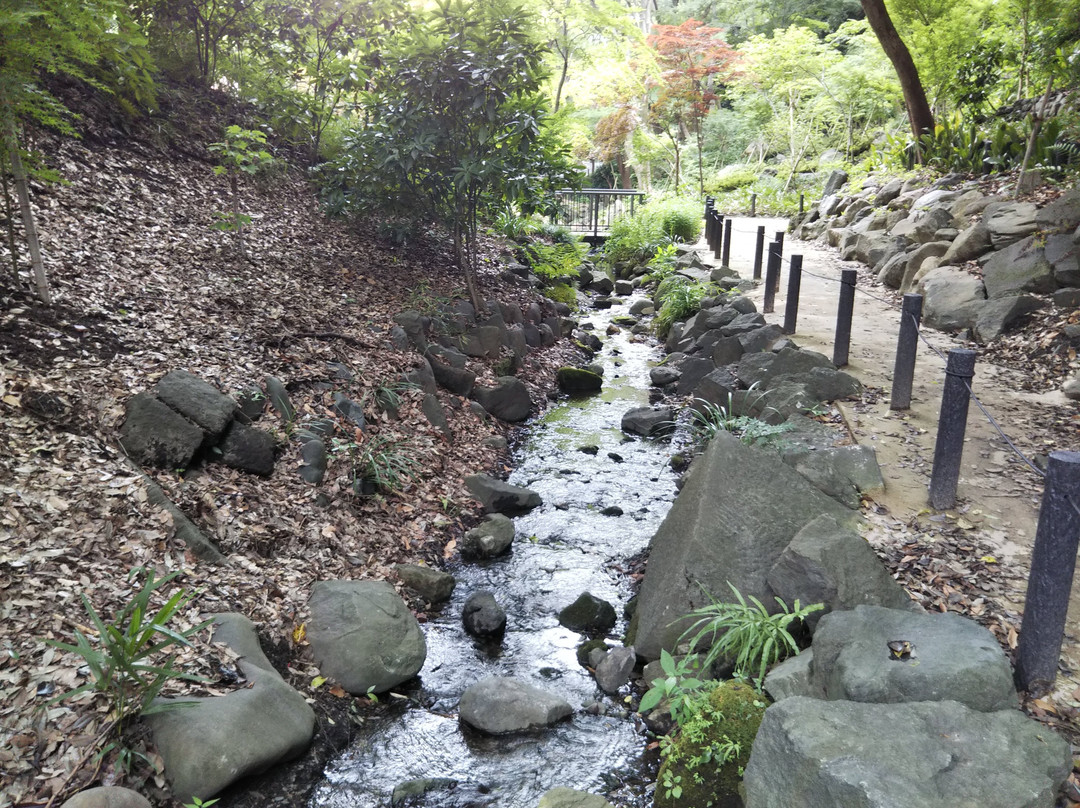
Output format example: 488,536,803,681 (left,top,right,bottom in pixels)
687,387,793,450
653,280,718,338
43,568,211,768
679,582,823,689
333,433,421,495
